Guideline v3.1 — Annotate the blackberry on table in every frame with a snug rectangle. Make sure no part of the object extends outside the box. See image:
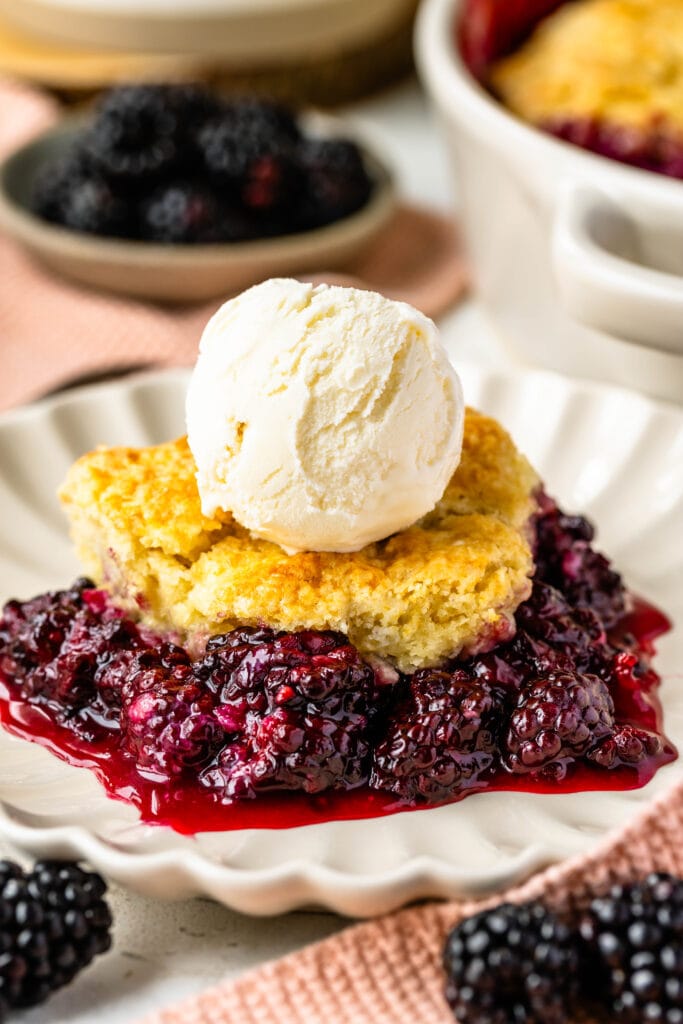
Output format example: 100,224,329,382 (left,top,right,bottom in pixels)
580,872,683,1022
444,901,580,1024
0,859,111,1016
